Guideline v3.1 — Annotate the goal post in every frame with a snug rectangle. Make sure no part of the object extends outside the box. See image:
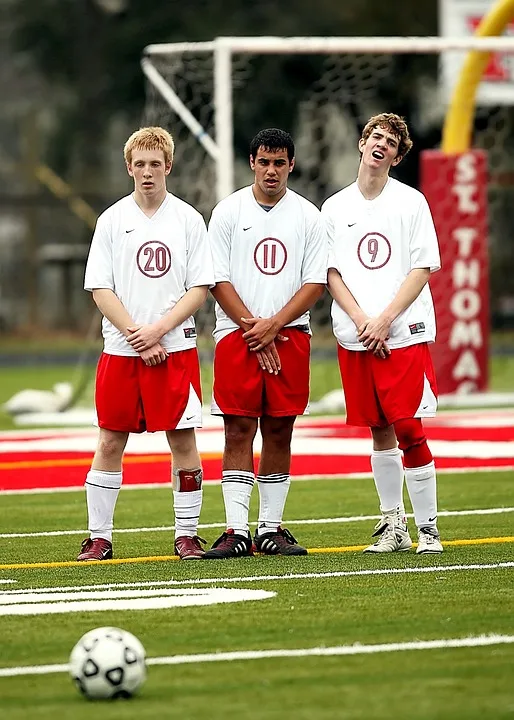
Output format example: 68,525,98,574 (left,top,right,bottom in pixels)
142,35,514,394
